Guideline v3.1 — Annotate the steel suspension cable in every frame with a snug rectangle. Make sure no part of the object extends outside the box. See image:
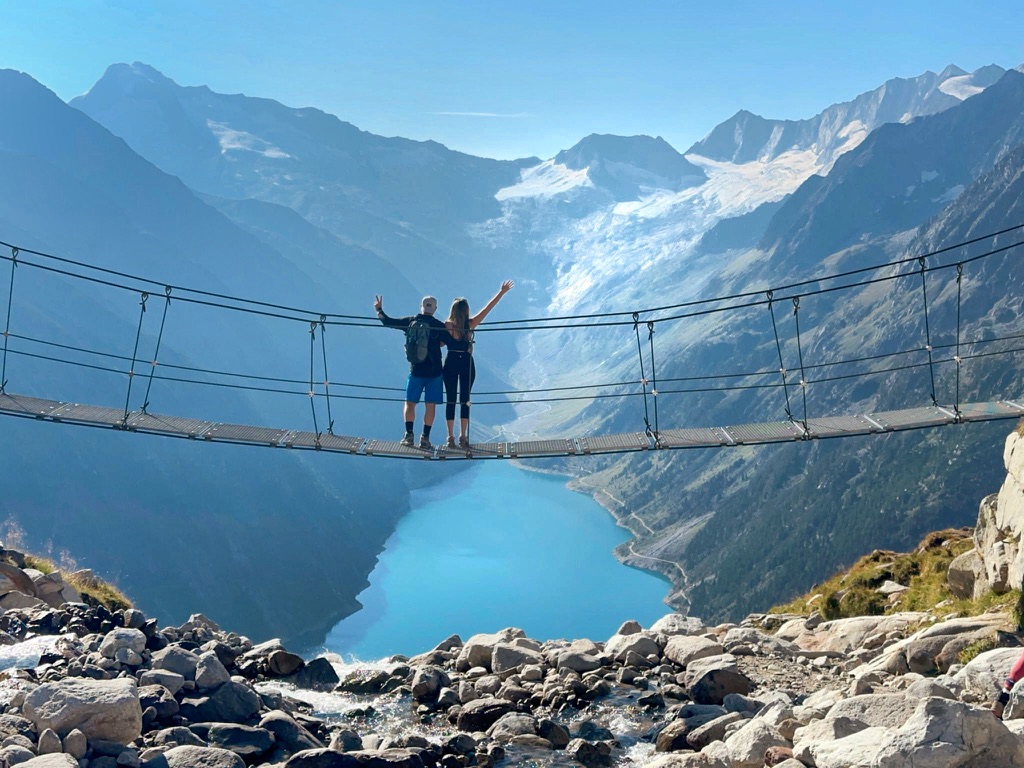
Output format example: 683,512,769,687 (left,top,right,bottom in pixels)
141,287,172,413
308,321,321,439
917,257,938,406
122,292,148,425
791,297,809,432
0,225,1021,332
766,290,794,422
1,247,17,393
632,312,653,437
647,320,660,443
319,316,335,435
954,263,964,420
